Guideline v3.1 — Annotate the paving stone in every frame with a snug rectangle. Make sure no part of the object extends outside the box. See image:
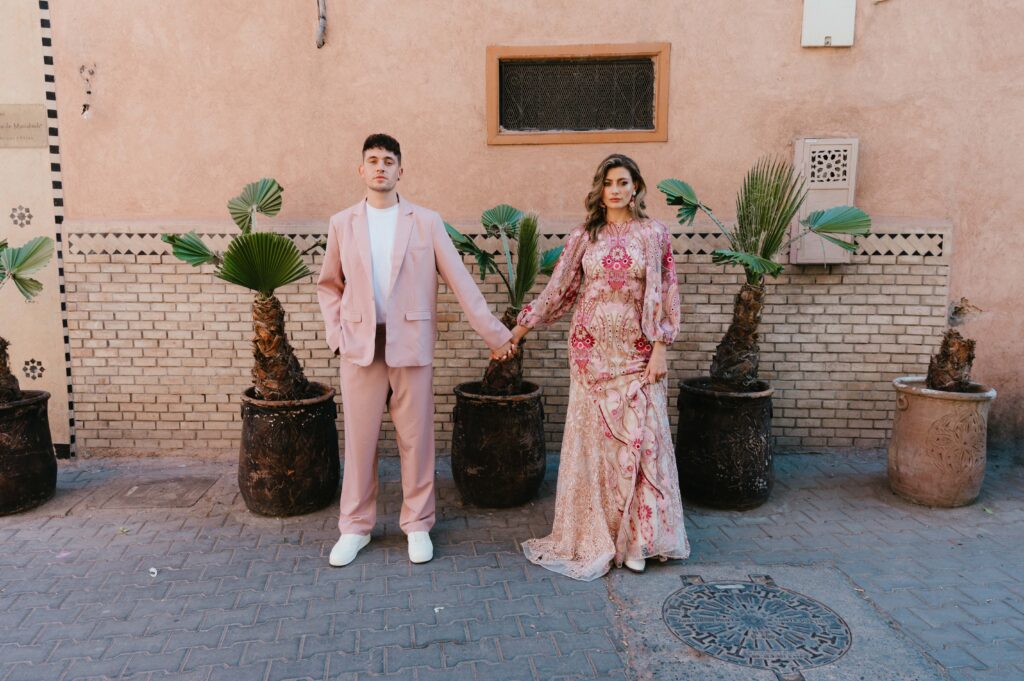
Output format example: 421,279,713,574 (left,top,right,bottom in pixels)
206,661,270,681
61,656,130,680
519,614,574,635
416,660,475,681
240,638,301,664
442,638,501,667
498,634,557,660
487,597,539,619
474,659,535,681
301,632,358,658
268,654,329,681
121,649,188,675
467,617,522,641
413,621,466,646
383,644,443,673
6,662,74,681
181,643,247,671
328,649,384,675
